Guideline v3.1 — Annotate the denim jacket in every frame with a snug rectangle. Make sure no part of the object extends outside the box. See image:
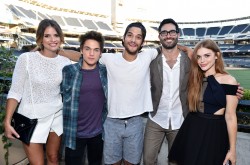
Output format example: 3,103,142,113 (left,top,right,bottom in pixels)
61,57,108,150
